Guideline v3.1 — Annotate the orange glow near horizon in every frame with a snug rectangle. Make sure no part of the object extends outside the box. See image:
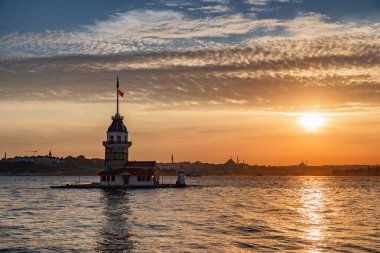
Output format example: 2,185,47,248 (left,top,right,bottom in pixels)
1,100,380,166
